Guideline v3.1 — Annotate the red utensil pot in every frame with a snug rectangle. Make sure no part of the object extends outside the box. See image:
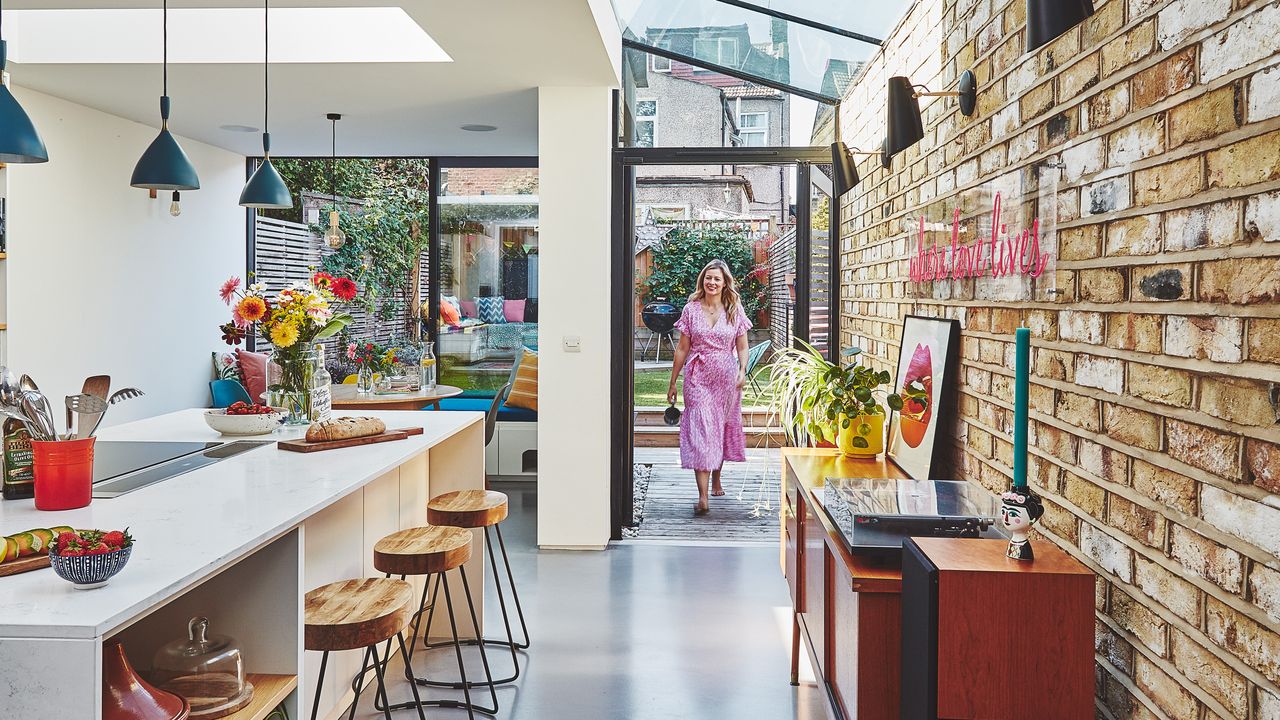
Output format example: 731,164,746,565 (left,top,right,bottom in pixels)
33,437,95,511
